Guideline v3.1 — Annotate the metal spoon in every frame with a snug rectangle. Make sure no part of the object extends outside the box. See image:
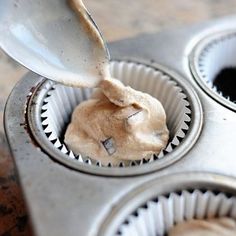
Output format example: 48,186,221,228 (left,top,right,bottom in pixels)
0,0,110,87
